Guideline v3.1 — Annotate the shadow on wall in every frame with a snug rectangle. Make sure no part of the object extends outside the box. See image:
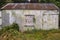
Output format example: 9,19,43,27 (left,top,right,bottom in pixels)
59,9,60,28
